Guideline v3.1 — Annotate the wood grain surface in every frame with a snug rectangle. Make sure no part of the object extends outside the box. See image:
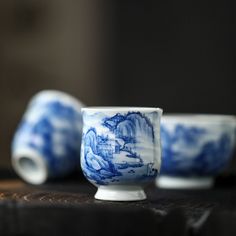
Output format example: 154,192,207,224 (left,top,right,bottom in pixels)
1,174,236,236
